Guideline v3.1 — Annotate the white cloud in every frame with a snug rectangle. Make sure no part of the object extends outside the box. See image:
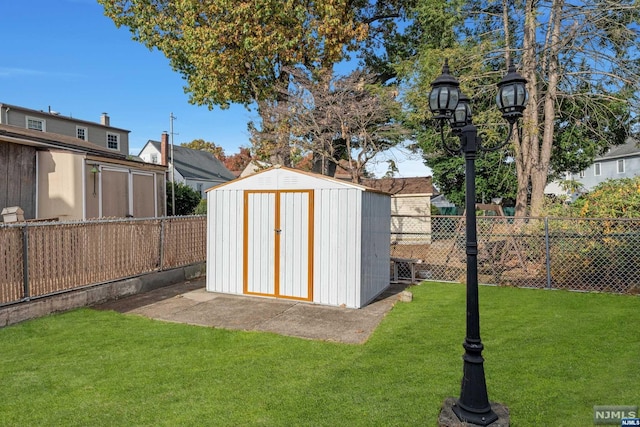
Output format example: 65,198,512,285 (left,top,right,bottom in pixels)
0,67,44,77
